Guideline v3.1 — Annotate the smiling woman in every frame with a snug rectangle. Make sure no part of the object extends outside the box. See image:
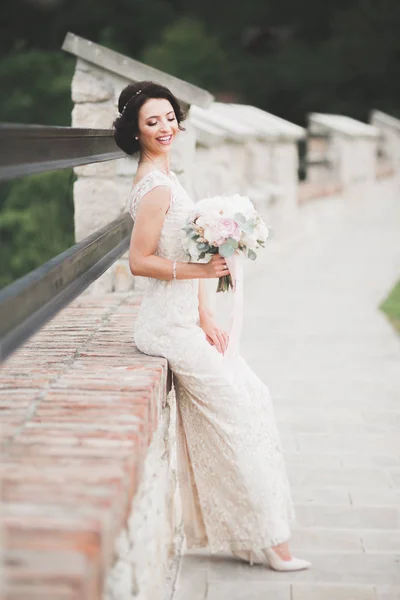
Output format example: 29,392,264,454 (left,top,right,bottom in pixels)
112,80,311,573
